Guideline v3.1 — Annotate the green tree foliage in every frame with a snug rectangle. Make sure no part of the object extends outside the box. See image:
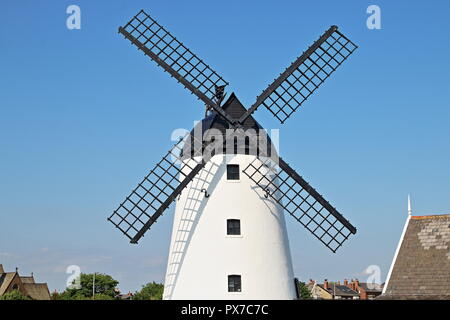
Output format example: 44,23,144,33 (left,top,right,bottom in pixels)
133,282,164,300
297,281,312,299
57,273,119,300
0,290,31,300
